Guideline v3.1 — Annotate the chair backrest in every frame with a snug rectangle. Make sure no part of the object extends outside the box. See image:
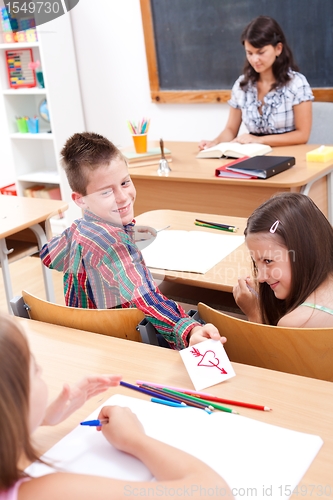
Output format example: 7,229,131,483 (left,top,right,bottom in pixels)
198,302,333,381
308,101,333,144
18,290,146,343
